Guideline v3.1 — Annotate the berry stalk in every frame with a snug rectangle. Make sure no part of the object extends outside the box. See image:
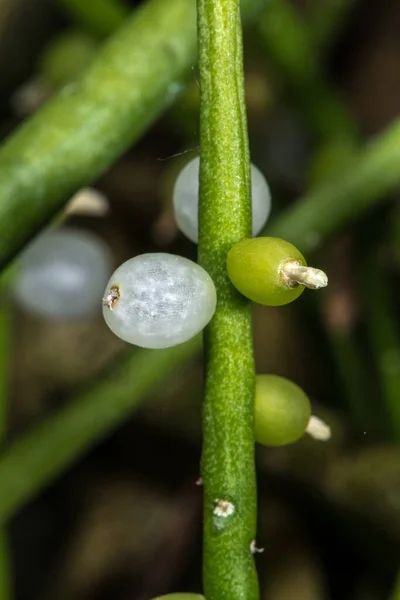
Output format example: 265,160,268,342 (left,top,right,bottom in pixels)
196,1,259,599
